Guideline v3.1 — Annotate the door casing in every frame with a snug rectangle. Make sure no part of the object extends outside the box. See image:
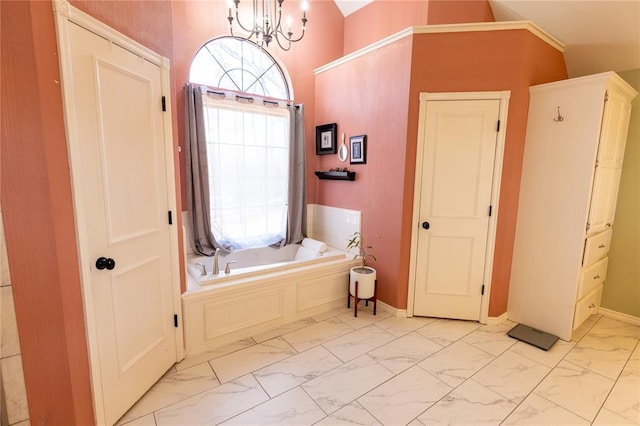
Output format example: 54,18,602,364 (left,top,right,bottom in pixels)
407,91,510,323
53,2,183,424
